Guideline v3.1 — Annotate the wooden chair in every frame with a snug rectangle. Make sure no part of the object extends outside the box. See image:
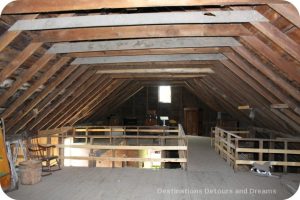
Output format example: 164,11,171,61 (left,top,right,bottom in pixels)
27,139,61,174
